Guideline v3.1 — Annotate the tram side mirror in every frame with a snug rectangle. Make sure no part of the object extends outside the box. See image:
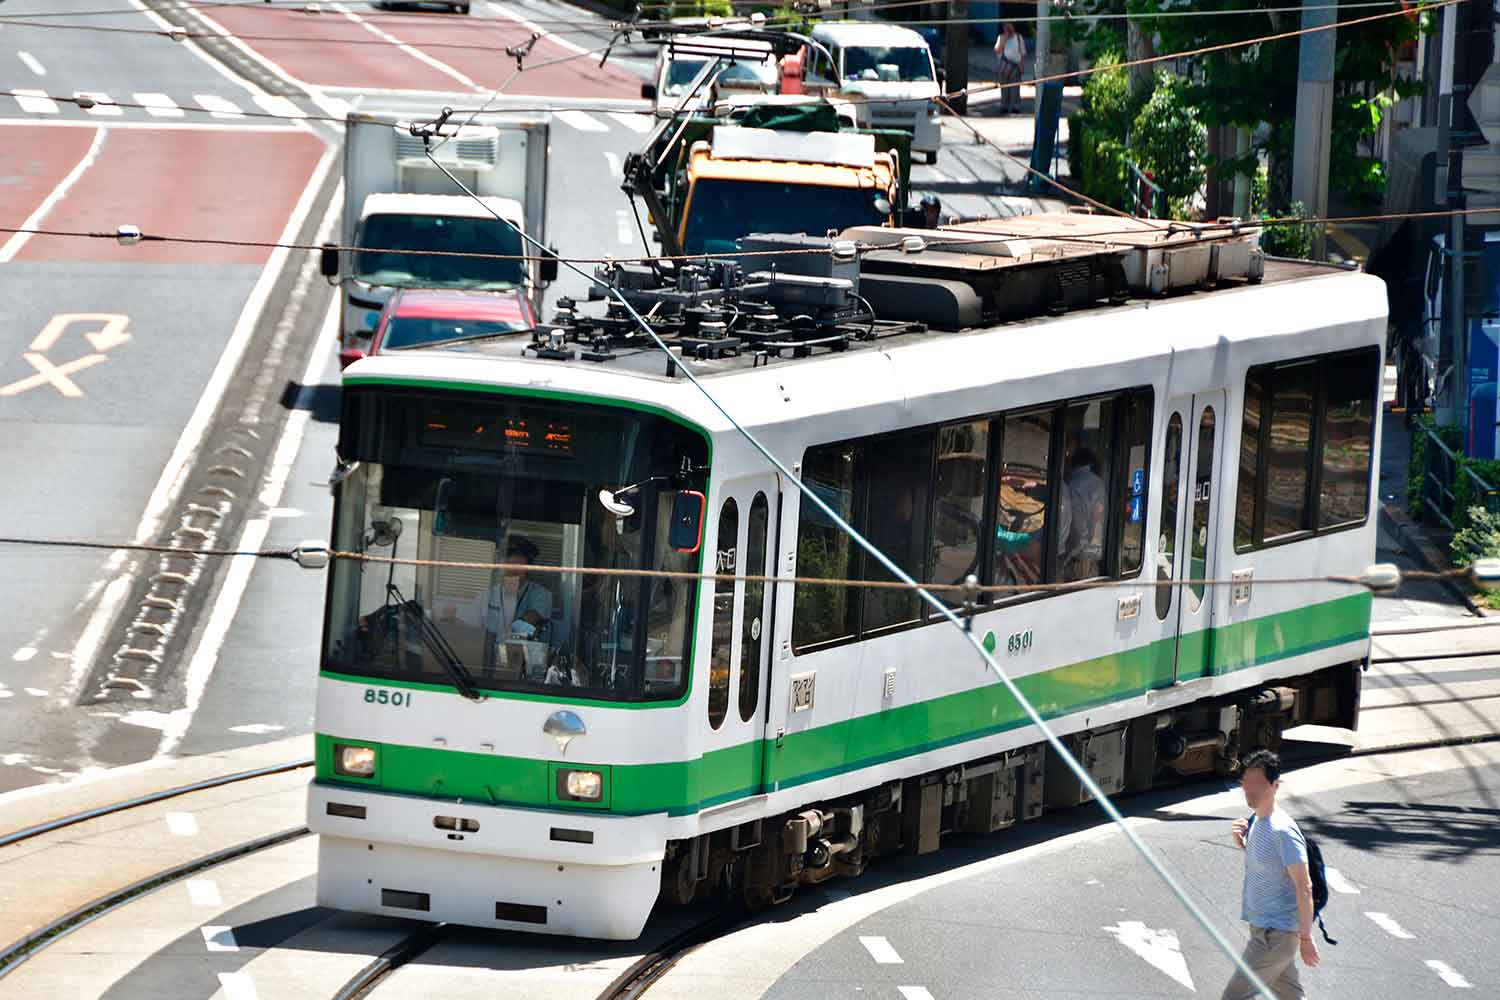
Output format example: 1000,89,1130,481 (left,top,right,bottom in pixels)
320,242,340,282
669,490,705,554
540,246,560,284
599,487,636,519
